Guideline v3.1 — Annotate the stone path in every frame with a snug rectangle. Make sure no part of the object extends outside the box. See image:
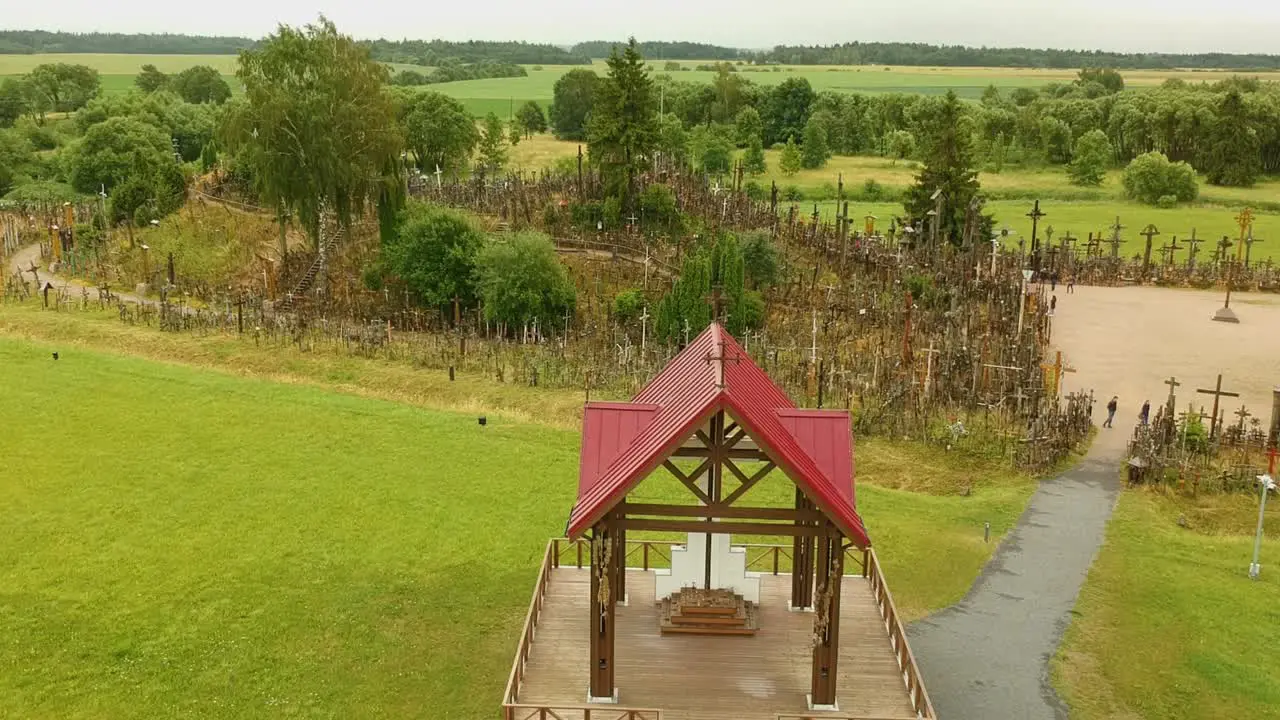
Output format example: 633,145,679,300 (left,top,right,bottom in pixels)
907,433,1124,719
